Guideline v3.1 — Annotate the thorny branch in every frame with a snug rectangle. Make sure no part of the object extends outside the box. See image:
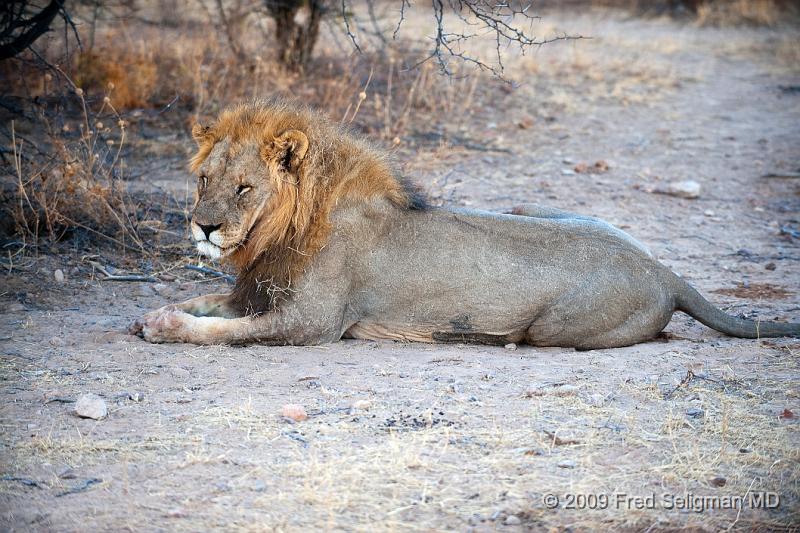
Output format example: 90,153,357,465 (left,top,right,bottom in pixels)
344,0,583,80
421,0,583,79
